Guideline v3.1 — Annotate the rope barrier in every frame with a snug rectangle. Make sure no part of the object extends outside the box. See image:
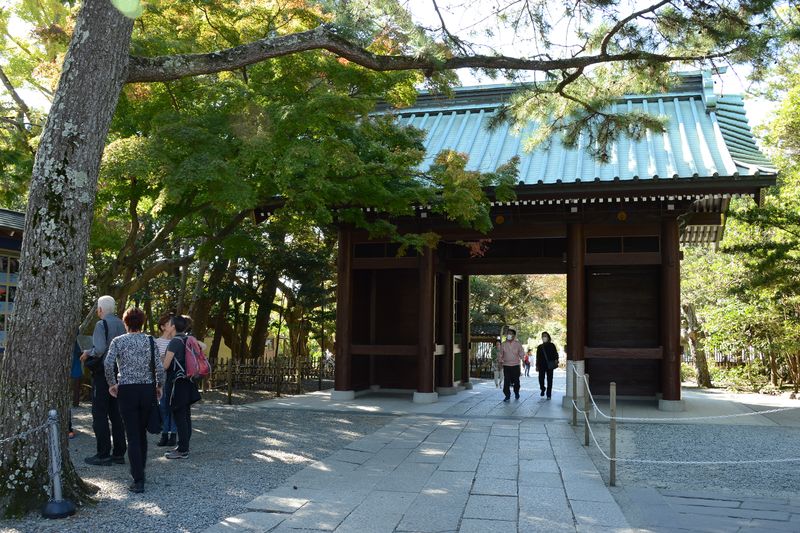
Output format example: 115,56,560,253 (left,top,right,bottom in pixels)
0,421,49,445
569,365,800,467
568,365,800,423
